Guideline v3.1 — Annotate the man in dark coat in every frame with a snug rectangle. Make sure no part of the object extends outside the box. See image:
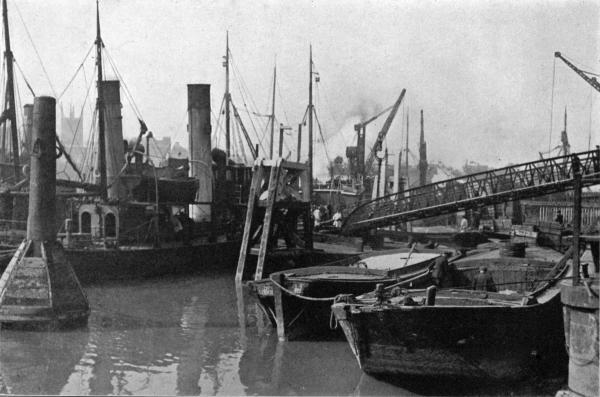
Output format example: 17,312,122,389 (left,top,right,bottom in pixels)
472,266,497,292
431,255,454,288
